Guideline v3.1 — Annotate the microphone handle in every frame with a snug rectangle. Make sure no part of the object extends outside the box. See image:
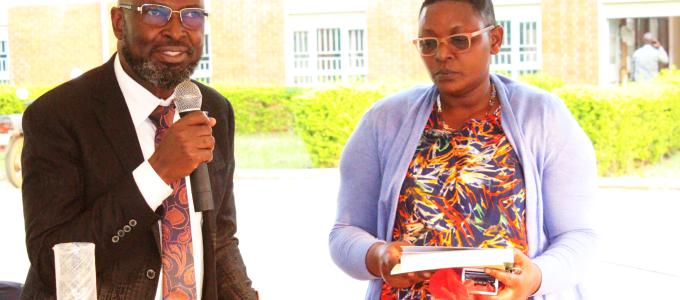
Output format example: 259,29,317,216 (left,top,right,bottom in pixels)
190,162,214,212
180,110,214,212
